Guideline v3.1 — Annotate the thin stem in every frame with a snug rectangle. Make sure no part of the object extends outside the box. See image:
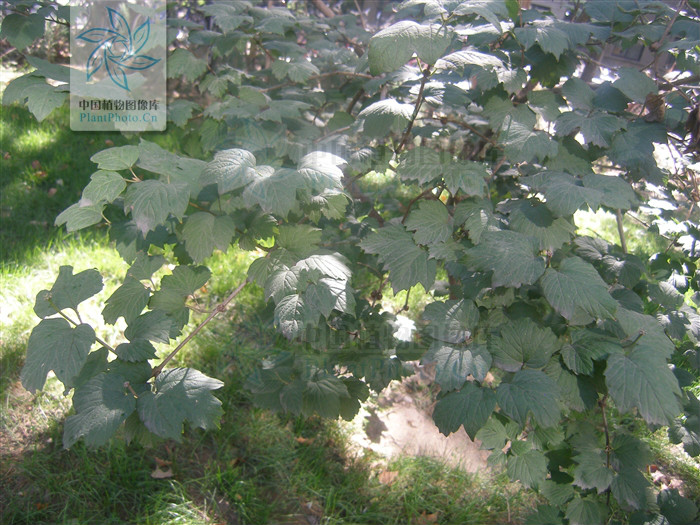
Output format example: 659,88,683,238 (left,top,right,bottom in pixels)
395,65,431,155
151,279,249,377
616,209,627,254
48,299,117,354
401,187,437,224
600,395,612,508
